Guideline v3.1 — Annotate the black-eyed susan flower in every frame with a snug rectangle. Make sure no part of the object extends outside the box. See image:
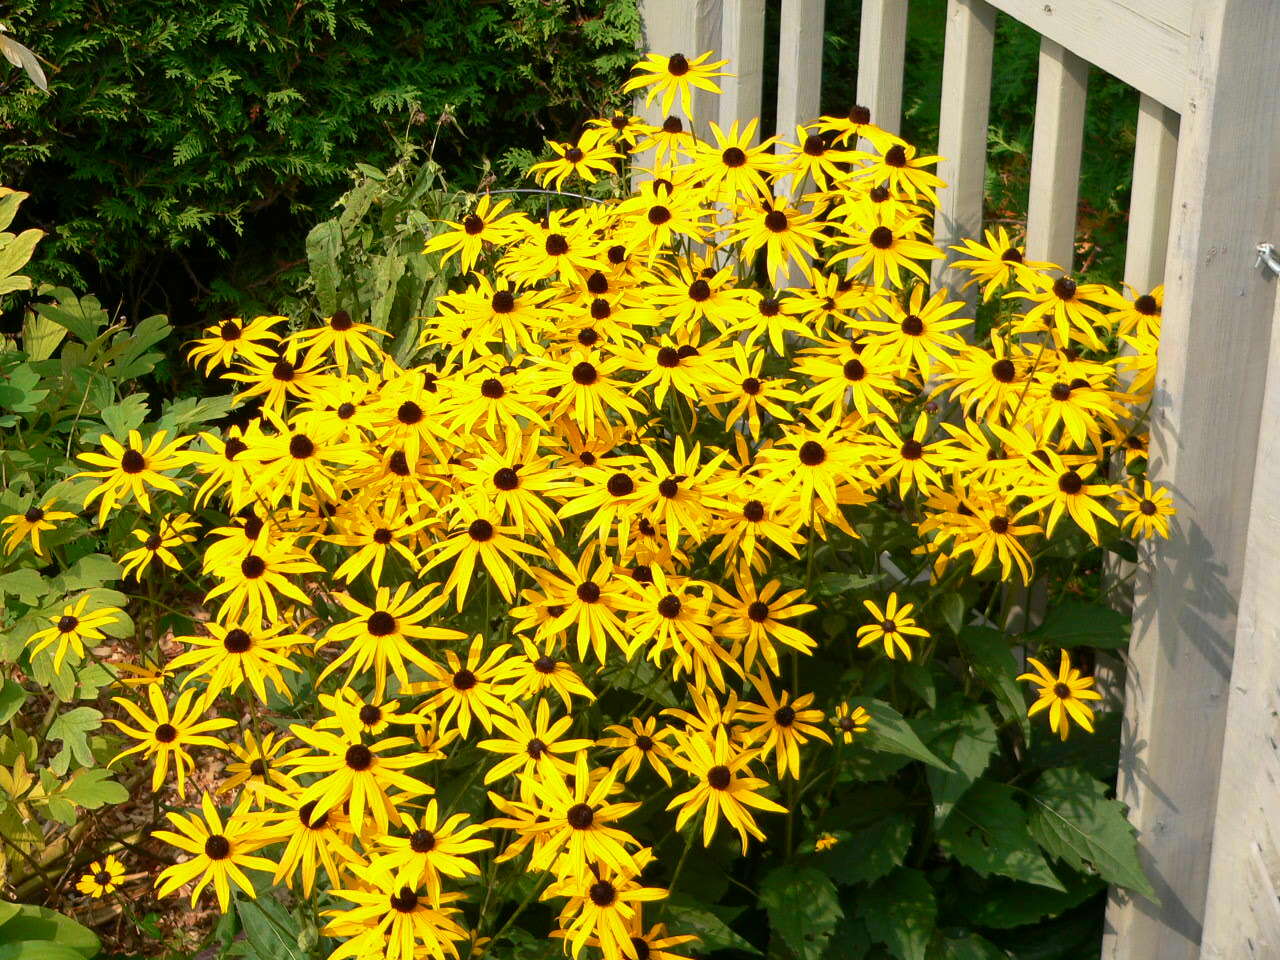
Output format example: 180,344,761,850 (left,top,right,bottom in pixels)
322,868,470,960
369,800,492,907
599,716,676,786
119,512,200,580
76,855,125,898
829,214,942,288
504,637,596,710
1018,650,1103,740
110,685,235,793
423,193,519,273
622,50,728,118
154,793,274,912
417,635,516,738
187,314,282,374
723,197,827,285
262,795,361,897
204,535,323,627
530,130,622,191
1012,451,1116,544
687,118,778,203
27,595,123,672
169,620,305,703
856,593,928,660
738,675,831,779
2,499,76,557
666,728,786,853
947,226,1053,301
291,309,389,371
544,859,667,960
831,702,871,743
478,699,594,784
712,569,816,676
220,730,304,805
1116,479,1176,539
76,429,192,524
